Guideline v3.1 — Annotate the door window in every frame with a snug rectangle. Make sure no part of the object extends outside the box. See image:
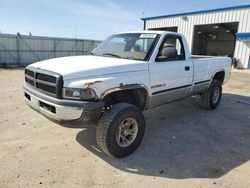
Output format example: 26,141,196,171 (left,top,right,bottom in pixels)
156,35,185,61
